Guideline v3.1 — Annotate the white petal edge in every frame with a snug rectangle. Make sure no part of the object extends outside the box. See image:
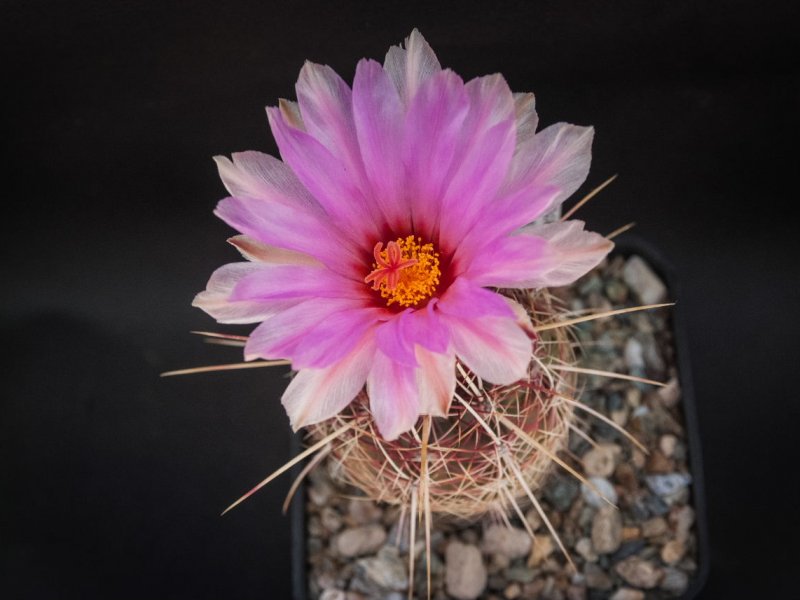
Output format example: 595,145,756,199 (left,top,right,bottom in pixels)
281,336,374,431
